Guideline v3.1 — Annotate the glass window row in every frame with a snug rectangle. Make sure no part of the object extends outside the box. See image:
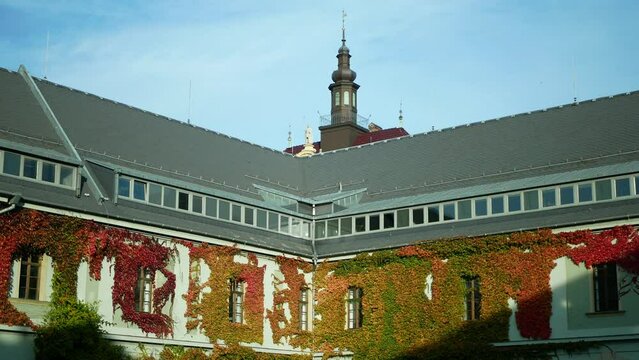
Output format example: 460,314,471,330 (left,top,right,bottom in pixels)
117,176,311,239
315,175,639,239
0,150,75,188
